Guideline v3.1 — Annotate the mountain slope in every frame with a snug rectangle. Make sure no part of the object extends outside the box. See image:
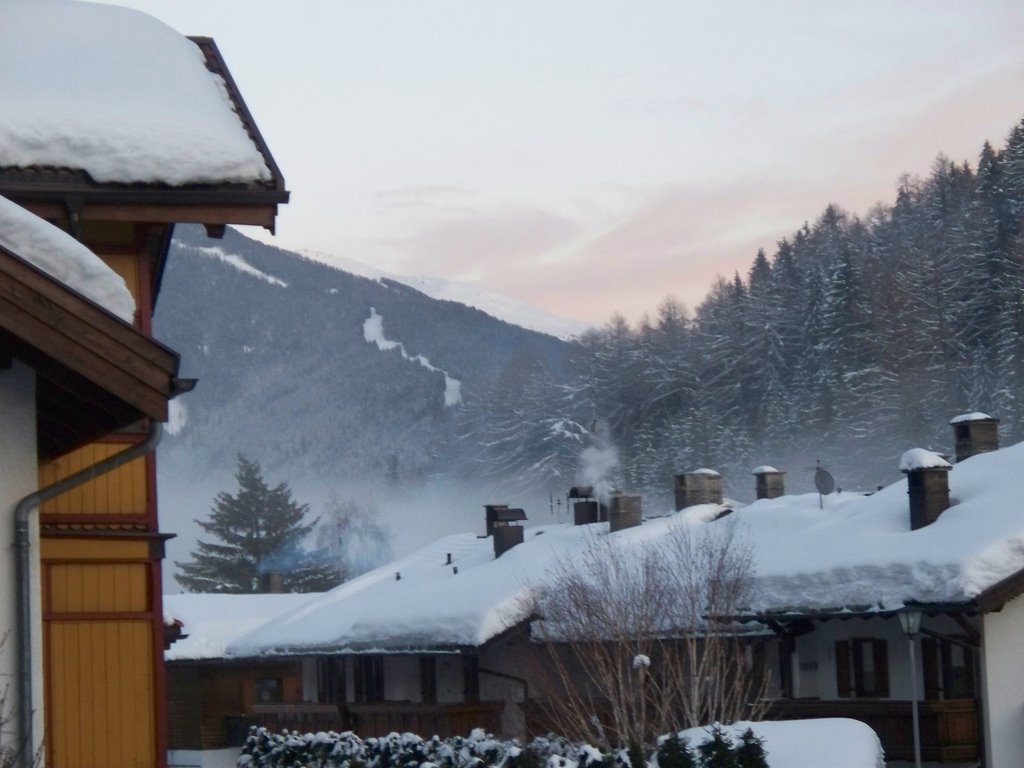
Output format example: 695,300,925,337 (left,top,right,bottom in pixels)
152,225,573,486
